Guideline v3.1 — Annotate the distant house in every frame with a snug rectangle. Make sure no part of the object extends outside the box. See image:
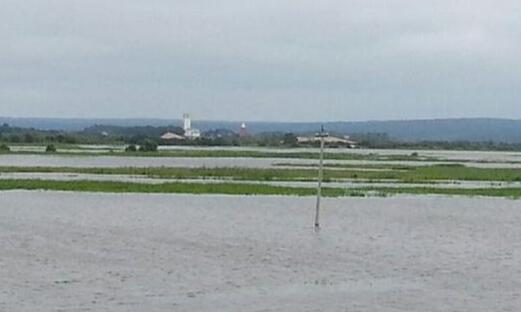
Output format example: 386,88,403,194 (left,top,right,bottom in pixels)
161,132,185,141
297,135,358,148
